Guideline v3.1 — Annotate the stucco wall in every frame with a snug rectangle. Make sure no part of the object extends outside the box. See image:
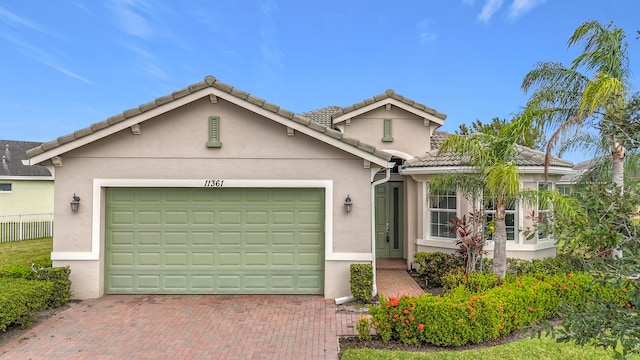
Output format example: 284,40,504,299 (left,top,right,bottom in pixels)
340,106,433,157
50,96,380,299
0,180,53,216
